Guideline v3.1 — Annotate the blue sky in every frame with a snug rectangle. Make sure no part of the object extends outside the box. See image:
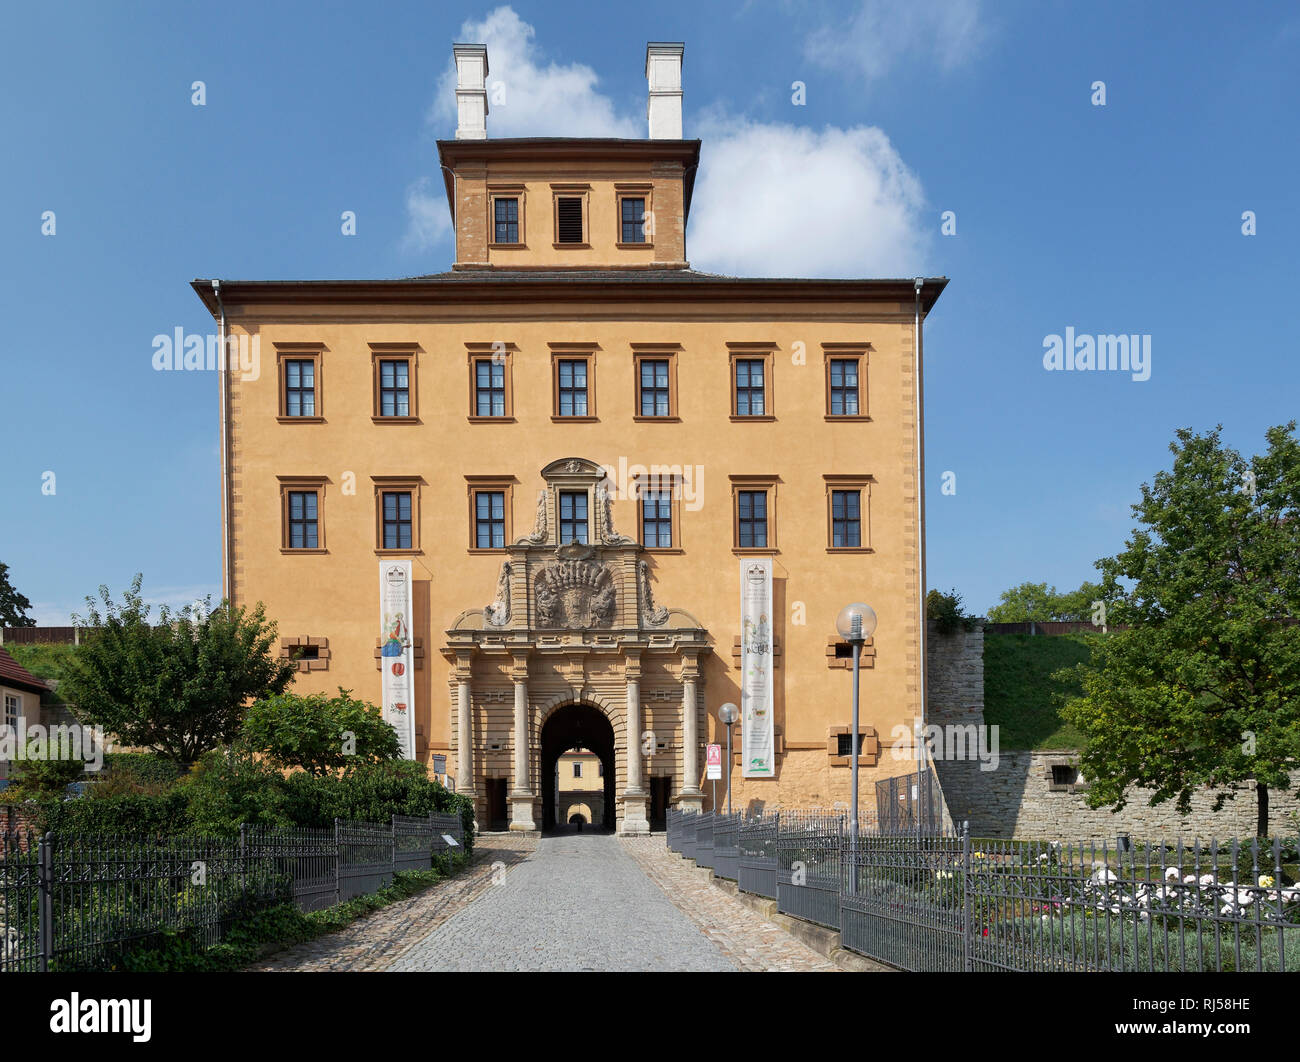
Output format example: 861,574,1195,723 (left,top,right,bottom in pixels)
1,0,1297,623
